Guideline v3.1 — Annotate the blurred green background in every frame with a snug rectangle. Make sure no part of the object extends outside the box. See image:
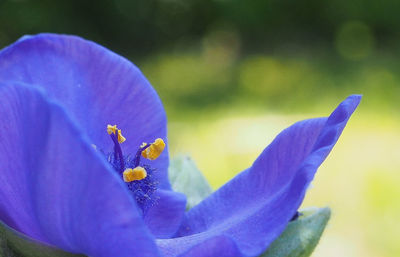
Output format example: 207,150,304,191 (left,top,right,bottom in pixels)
1,0,399,256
